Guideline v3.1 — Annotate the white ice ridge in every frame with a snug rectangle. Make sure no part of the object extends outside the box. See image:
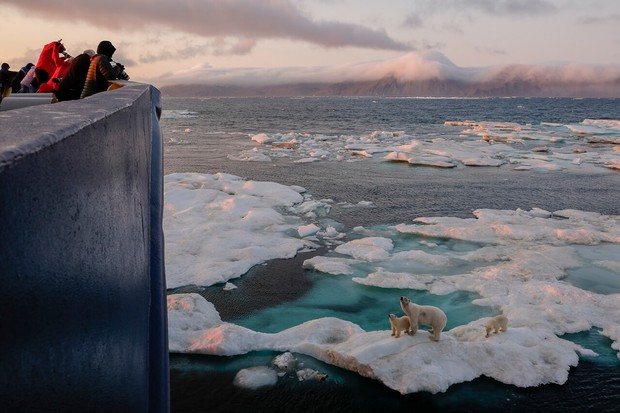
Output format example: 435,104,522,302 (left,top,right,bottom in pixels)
164,172,344,288
168,207,620,394
167,293,594,394
241,119,620,172
308,208,620,338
